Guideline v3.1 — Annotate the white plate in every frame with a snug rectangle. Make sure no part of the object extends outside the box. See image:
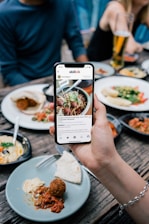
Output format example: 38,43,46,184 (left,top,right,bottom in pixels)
95,76,149,111
6,155,91,222
141,59,149,74
90,62,115,79
1,84,54,130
